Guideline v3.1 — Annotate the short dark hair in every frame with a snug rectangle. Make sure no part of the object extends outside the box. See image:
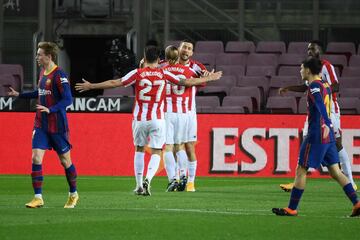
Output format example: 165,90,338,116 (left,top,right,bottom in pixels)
309,40,323,51
180,39,195,47
144,45,160,63
302,57,322,75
